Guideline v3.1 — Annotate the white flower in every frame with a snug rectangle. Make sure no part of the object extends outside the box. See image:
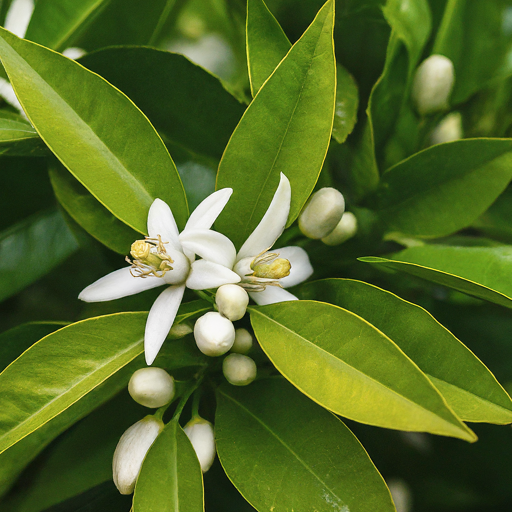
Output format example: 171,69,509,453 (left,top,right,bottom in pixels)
184,417,216,473
128,367,175,408
222,353,257,386
194,311,235,356
215,283,249,321
233,173,313,305
112,415,163,495
79,190,241,364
